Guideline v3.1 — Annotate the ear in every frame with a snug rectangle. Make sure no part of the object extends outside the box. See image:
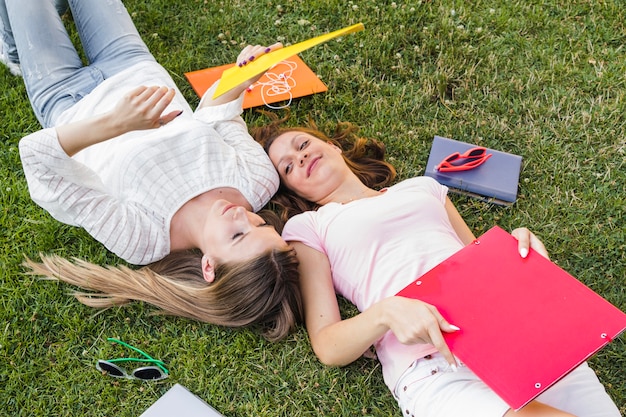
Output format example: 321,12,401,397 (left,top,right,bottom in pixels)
201,255,216,283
